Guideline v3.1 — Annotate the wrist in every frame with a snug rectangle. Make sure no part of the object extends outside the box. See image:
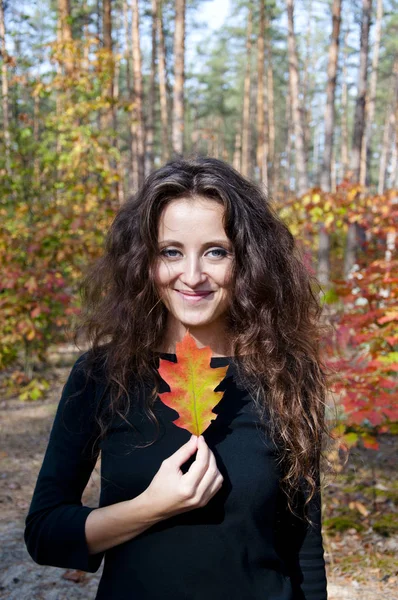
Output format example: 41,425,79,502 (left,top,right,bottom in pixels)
132,489,166,526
